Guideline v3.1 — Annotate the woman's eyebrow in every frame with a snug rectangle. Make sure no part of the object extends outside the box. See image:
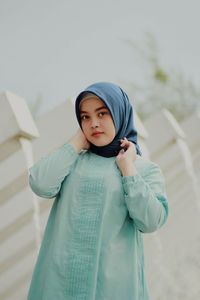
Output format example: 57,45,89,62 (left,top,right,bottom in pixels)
95,106,108,112
80,106,108,114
